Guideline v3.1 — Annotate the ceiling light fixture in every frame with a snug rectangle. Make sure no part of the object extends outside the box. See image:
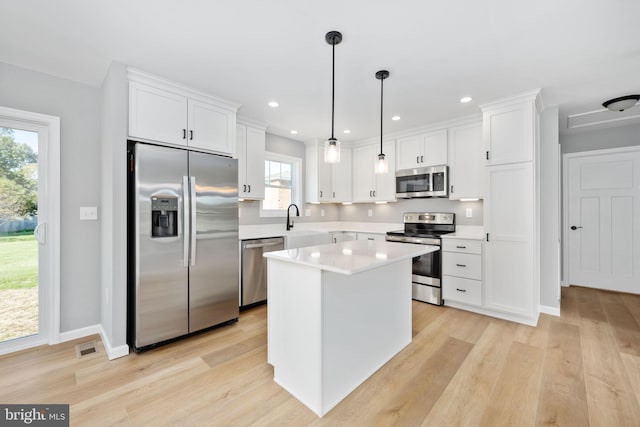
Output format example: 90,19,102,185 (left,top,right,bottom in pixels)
343,129,351,134
290,130,298,135
391,115,401,121
268,101,279,108
375,70,390,174
324,30,342,164
460,96,472,103
602,94,640,112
